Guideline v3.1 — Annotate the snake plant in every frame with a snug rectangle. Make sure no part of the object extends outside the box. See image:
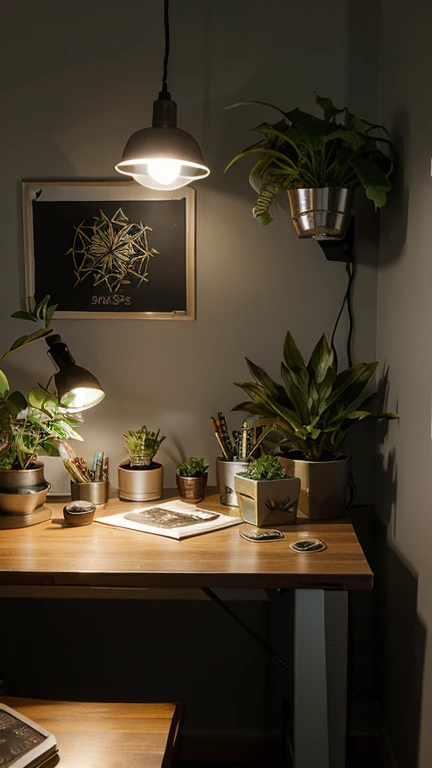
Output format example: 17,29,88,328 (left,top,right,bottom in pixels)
233,331,398,461
226,92,393,225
